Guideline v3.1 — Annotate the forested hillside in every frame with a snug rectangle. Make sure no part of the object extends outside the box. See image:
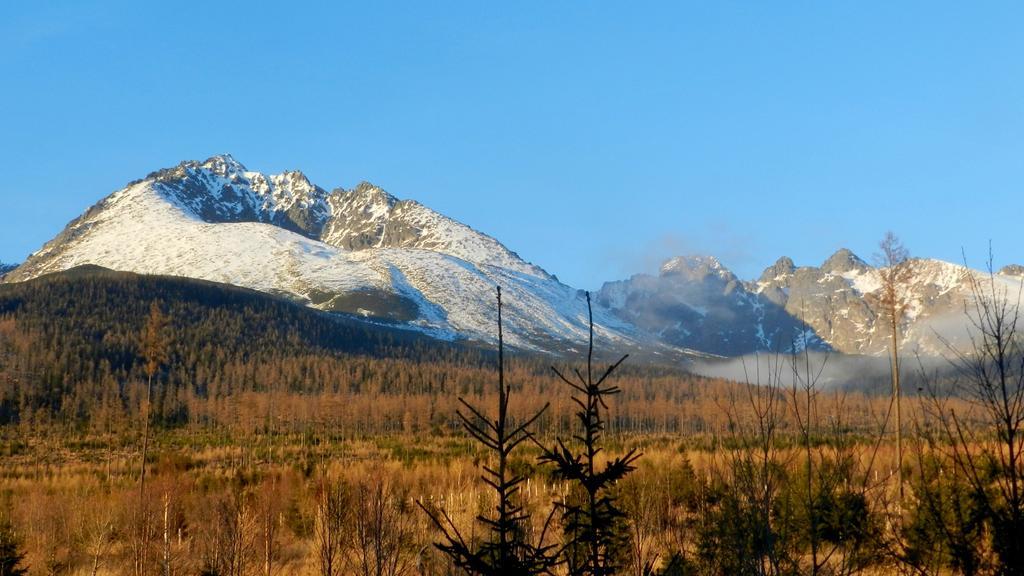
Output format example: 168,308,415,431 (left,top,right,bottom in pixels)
0,267,739,436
